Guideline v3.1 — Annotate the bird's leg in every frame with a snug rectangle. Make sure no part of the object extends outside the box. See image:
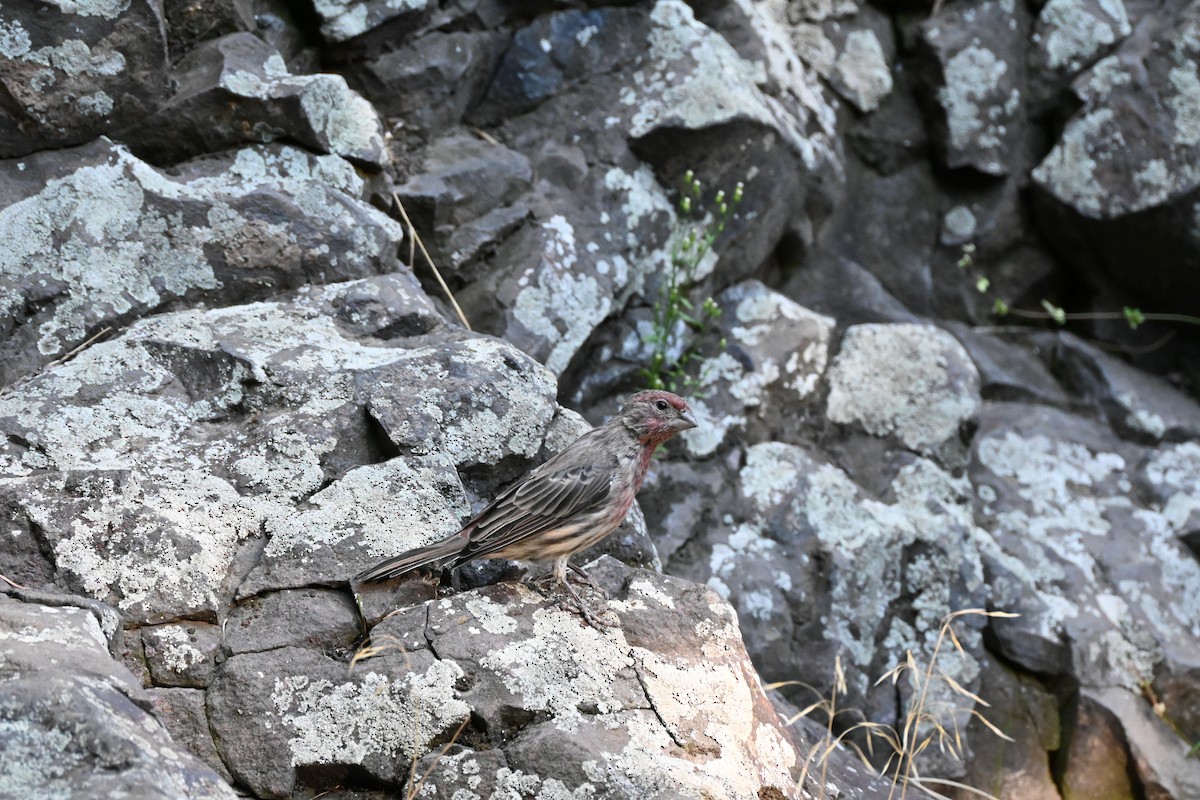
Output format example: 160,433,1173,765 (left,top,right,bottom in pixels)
552,558,612,630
